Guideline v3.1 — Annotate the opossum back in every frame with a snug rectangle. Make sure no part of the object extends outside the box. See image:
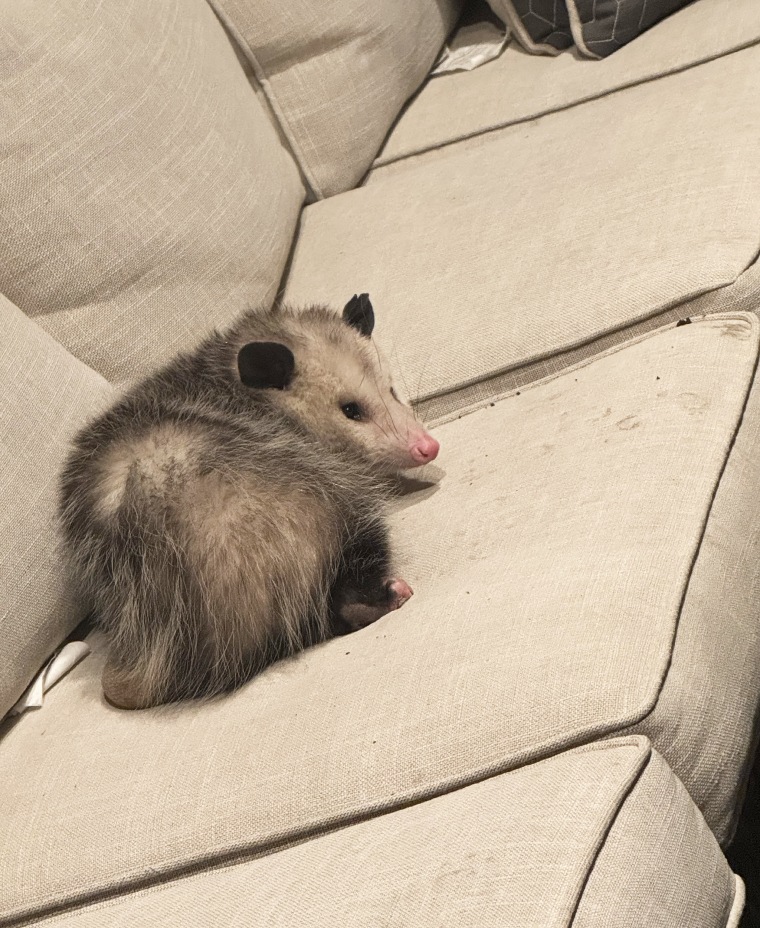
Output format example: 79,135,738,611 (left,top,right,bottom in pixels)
60,407,381,705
